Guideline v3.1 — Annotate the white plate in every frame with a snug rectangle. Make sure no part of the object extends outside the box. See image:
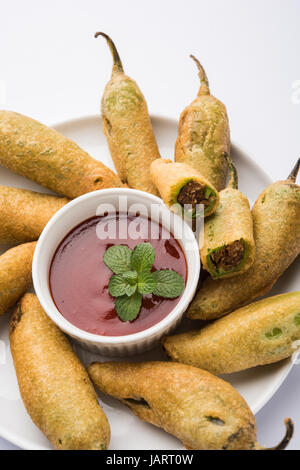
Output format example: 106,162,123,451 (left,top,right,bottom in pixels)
0,115,298,450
